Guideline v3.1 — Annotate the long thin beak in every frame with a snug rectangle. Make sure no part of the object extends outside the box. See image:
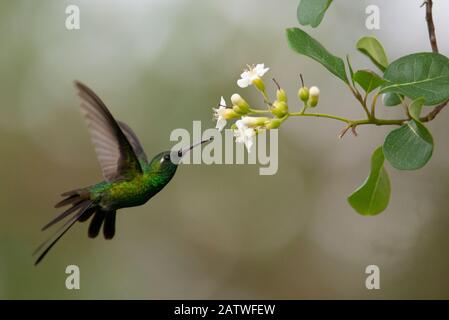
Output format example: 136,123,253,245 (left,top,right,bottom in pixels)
180,137,213,157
